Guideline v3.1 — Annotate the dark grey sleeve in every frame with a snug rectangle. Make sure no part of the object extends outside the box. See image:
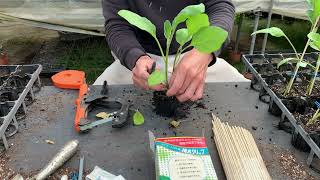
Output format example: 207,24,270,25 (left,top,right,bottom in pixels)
203,0,235,60
102,0,146,70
